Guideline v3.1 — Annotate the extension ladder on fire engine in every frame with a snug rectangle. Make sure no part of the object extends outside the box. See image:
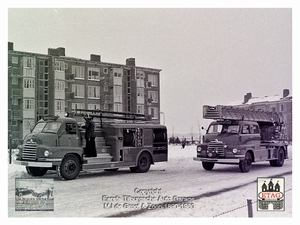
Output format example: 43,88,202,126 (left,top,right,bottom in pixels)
68,108,149,127
203,105,282,124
